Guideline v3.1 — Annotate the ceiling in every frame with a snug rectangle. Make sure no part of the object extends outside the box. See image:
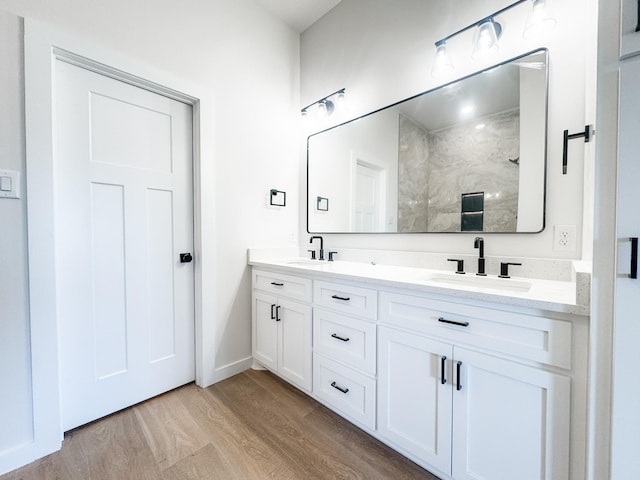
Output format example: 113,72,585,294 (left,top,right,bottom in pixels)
252,0,343,32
